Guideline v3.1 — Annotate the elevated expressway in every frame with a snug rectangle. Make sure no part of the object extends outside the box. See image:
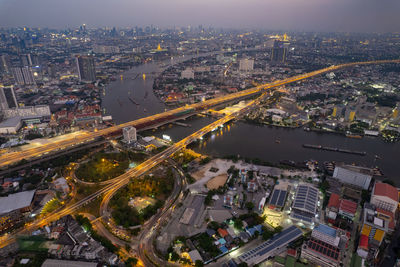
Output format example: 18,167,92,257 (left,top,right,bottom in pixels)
0,59,399,253
0,91,264,250
1,59,398,169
